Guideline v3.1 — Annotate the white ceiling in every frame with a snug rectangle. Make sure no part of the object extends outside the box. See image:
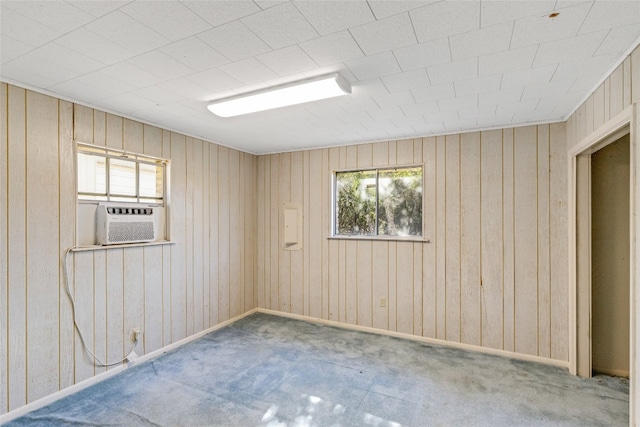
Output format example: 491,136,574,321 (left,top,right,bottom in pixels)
1,0,639,154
